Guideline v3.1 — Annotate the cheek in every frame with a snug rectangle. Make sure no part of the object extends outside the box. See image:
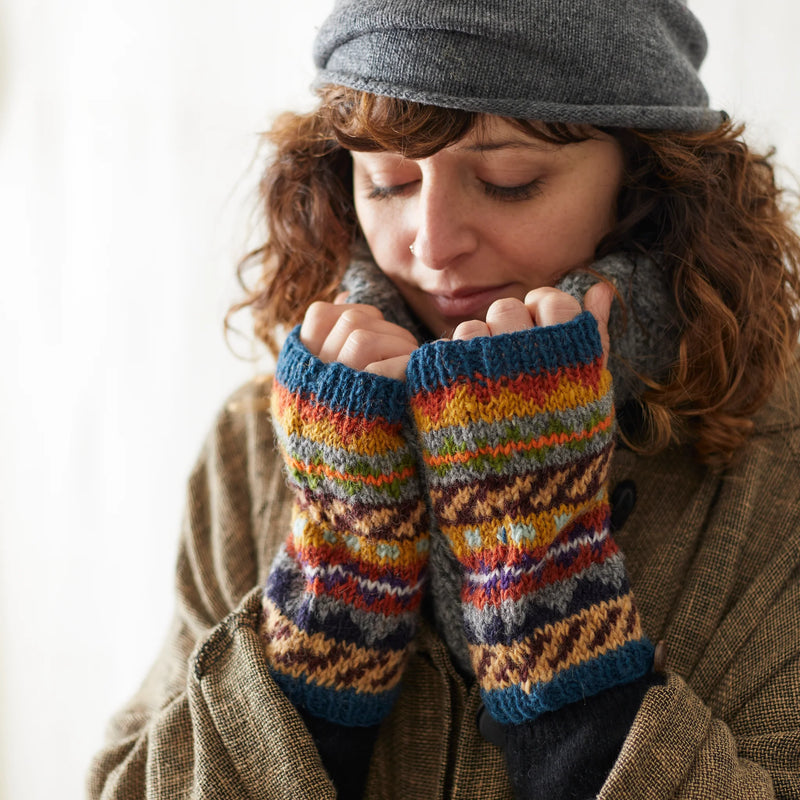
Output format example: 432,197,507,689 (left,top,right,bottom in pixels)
356,203,411,273
552,183,620,250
